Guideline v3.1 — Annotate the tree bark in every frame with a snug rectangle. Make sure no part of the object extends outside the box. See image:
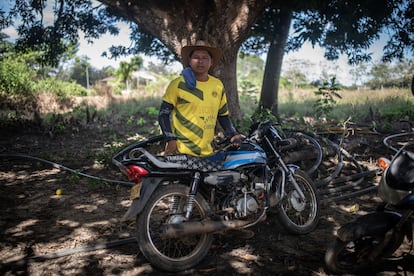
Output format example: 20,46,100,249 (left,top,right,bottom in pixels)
97,0,271,119
215,49,240,120
259,8,292,116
